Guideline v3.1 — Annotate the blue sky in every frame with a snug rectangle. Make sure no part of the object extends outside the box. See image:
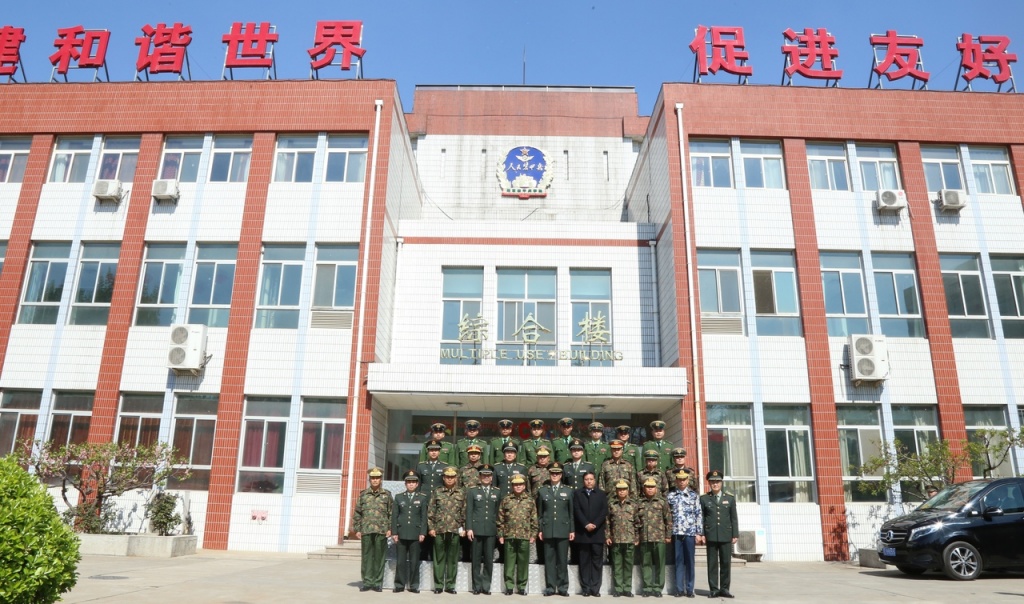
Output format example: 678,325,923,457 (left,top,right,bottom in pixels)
6,0,1023,112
